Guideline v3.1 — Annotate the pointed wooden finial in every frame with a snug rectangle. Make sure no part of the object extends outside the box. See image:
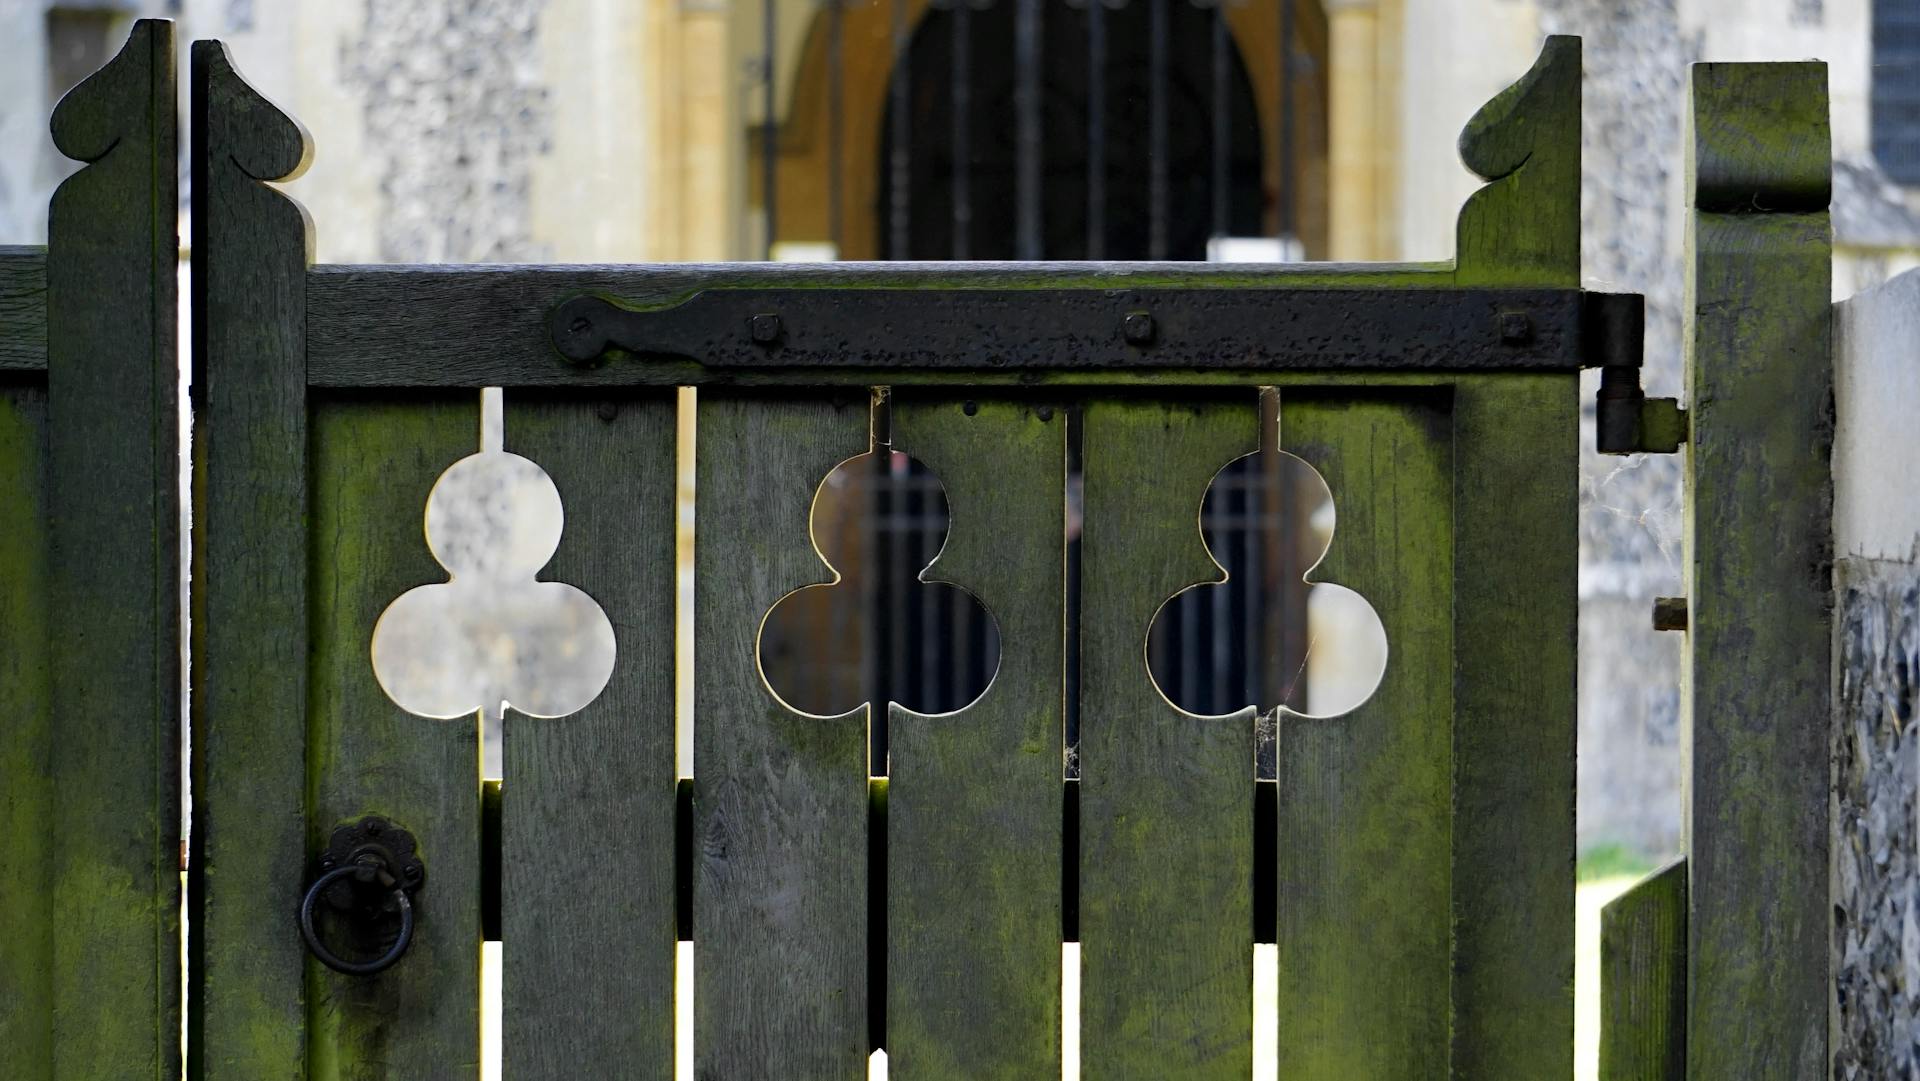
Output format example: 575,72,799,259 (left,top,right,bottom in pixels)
1453,35,1581,287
